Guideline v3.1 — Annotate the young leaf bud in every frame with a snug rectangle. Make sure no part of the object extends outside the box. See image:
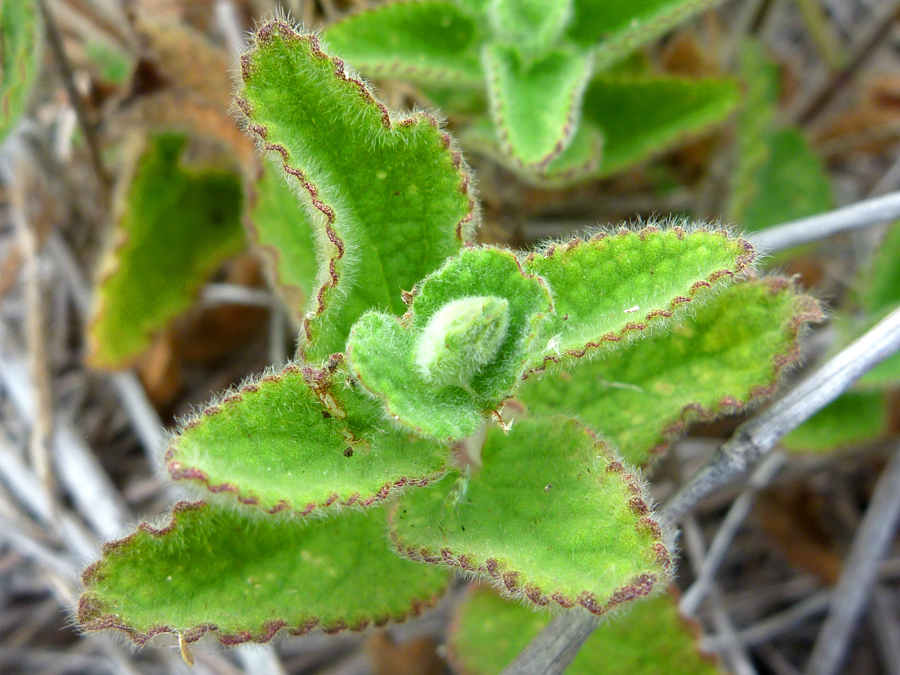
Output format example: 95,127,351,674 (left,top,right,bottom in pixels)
415,296,510,387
